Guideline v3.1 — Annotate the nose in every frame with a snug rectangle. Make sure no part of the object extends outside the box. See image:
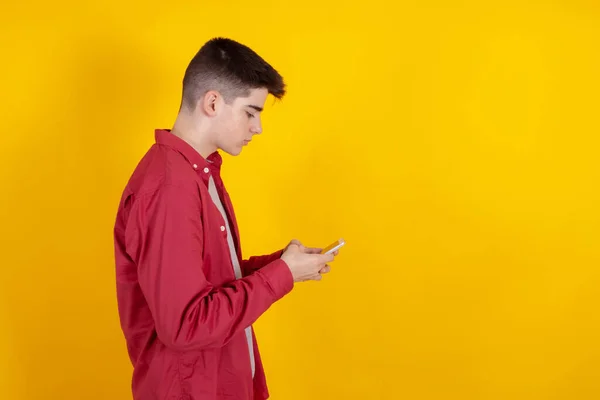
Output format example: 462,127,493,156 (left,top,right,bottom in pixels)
250,120,262,135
